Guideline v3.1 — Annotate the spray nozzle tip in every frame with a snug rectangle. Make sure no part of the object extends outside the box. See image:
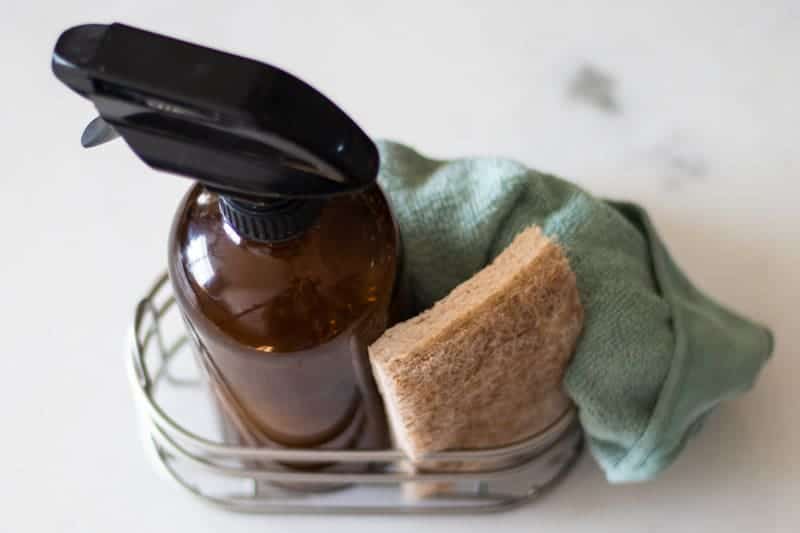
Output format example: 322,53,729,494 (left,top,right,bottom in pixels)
81,116,119,148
